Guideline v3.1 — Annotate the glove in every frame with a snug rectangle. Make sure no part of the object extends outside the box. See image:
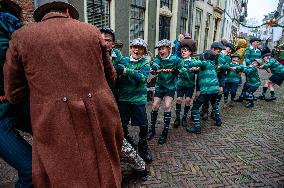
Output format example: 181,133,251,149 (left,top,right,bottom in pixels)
116,64,125,75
